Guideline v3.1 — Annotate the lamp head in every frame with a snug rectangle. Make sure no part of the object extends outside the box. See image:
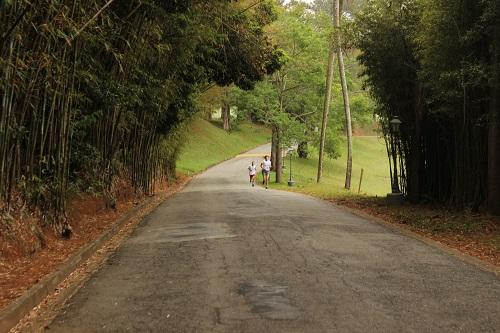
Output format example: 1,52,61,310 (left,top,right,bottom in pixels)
390,117,402,133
